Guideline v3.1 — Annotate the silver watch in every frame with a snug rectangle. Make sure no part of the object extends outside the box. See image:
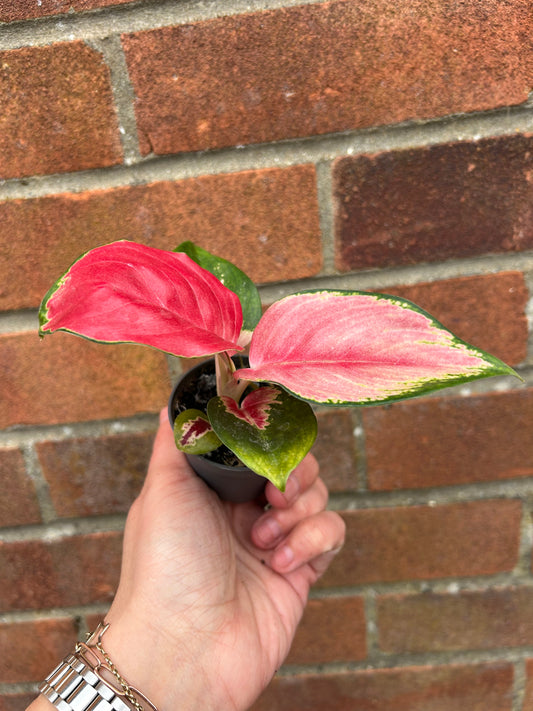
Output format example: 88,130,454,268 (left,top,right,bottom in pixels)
40,653,132,711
